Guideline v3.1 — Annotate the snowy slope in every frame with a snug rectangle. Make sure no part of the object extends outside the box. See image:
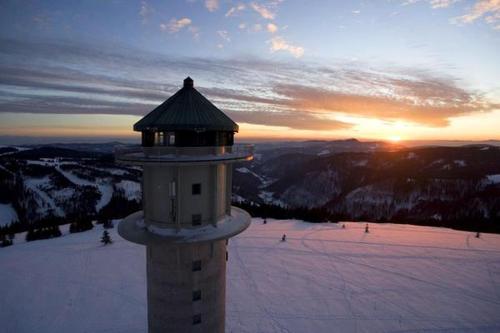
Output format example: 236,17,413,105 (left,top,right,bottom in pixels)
1,220,500,333
24,177,65,217
0,203,18,226
116,180,141,202
55,164,113,211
